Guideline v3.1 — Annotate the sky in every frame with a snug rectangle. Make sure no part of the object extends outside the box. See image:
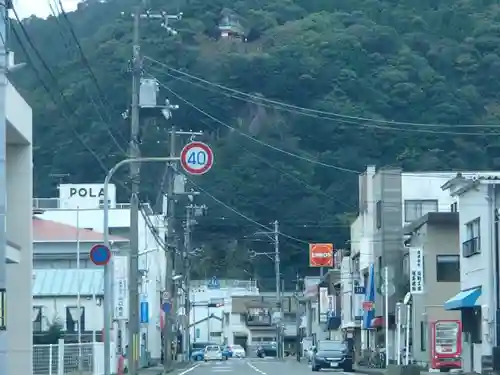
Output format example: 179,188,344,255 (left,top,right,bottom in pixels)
15,0,80,19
